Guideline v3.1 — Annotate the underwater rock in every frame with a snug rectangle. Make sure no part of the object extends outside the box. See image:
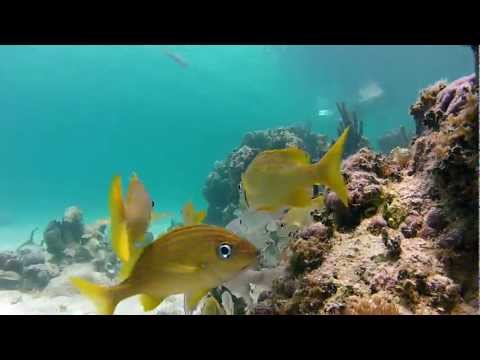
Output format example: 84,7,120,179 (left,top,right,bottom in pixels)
410,74,476,136
1,254,23,274
0,270,22,290
18,245,45,267
298,222,331,241
424,207,447,231
437,228,464,250
22,263,60,291
400,215,423,238
378,126,413,154
335,102,370,157
367,215,388,236
43,220,64,255
381,229,402,259
203,124,329,225
325,149,389,229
